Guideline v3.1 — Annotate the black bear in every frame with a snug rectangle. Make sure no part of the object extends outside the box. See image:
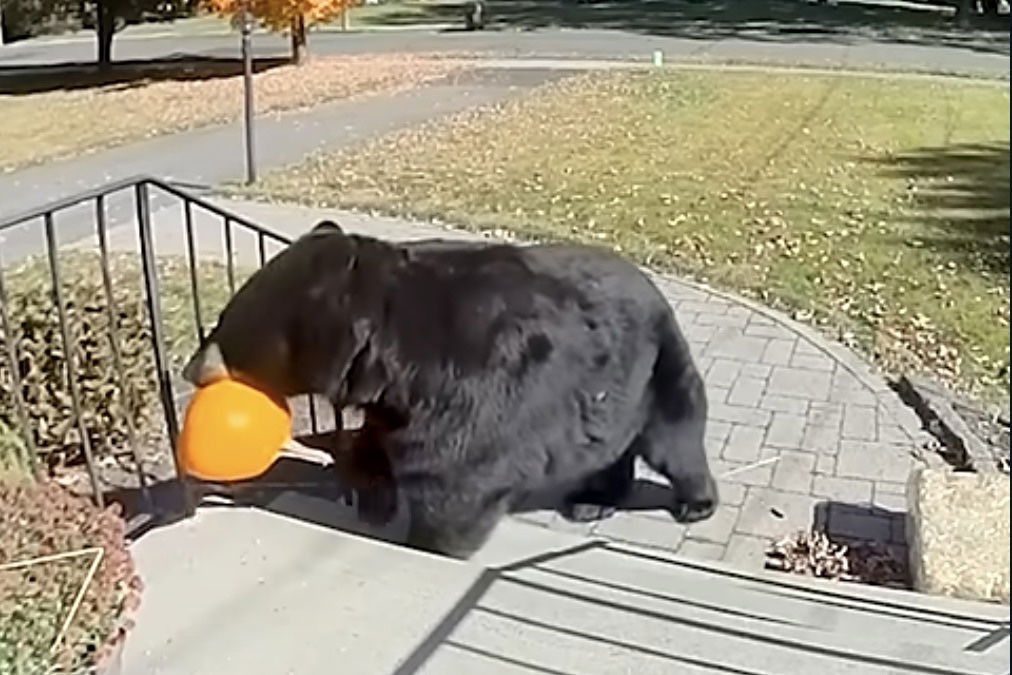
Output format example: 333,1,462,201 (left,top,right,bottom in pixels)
182,222,717,559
